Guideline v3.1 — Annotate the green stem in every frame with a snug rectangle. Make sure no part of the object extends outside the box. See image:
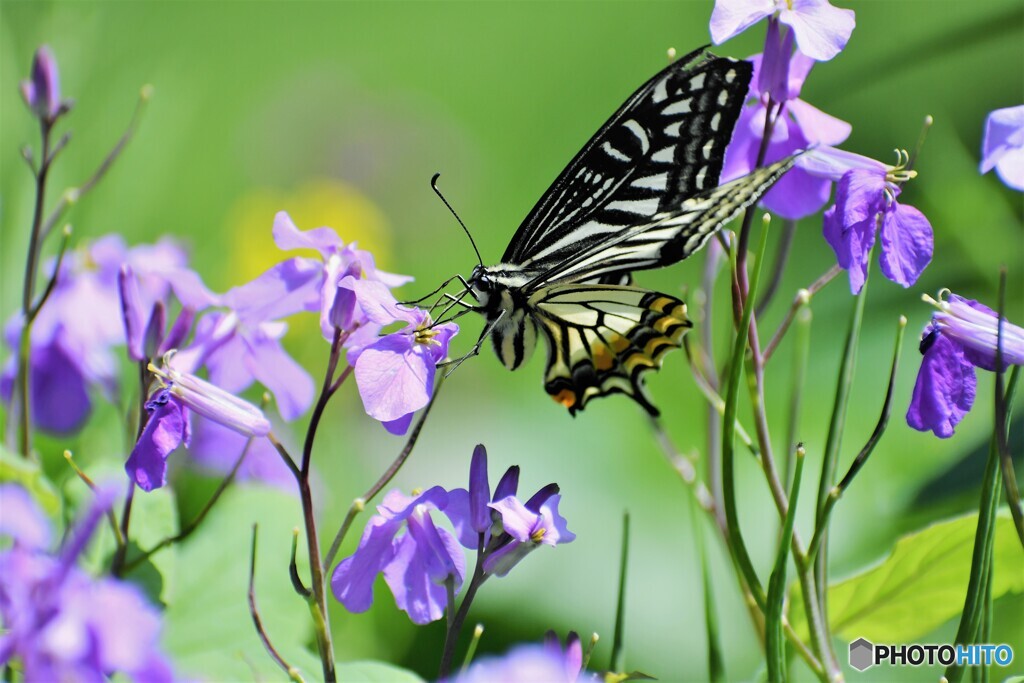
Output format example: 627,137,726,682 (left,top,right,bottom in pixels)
722,222,771,609
610,511,630,673
767,446,805,683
